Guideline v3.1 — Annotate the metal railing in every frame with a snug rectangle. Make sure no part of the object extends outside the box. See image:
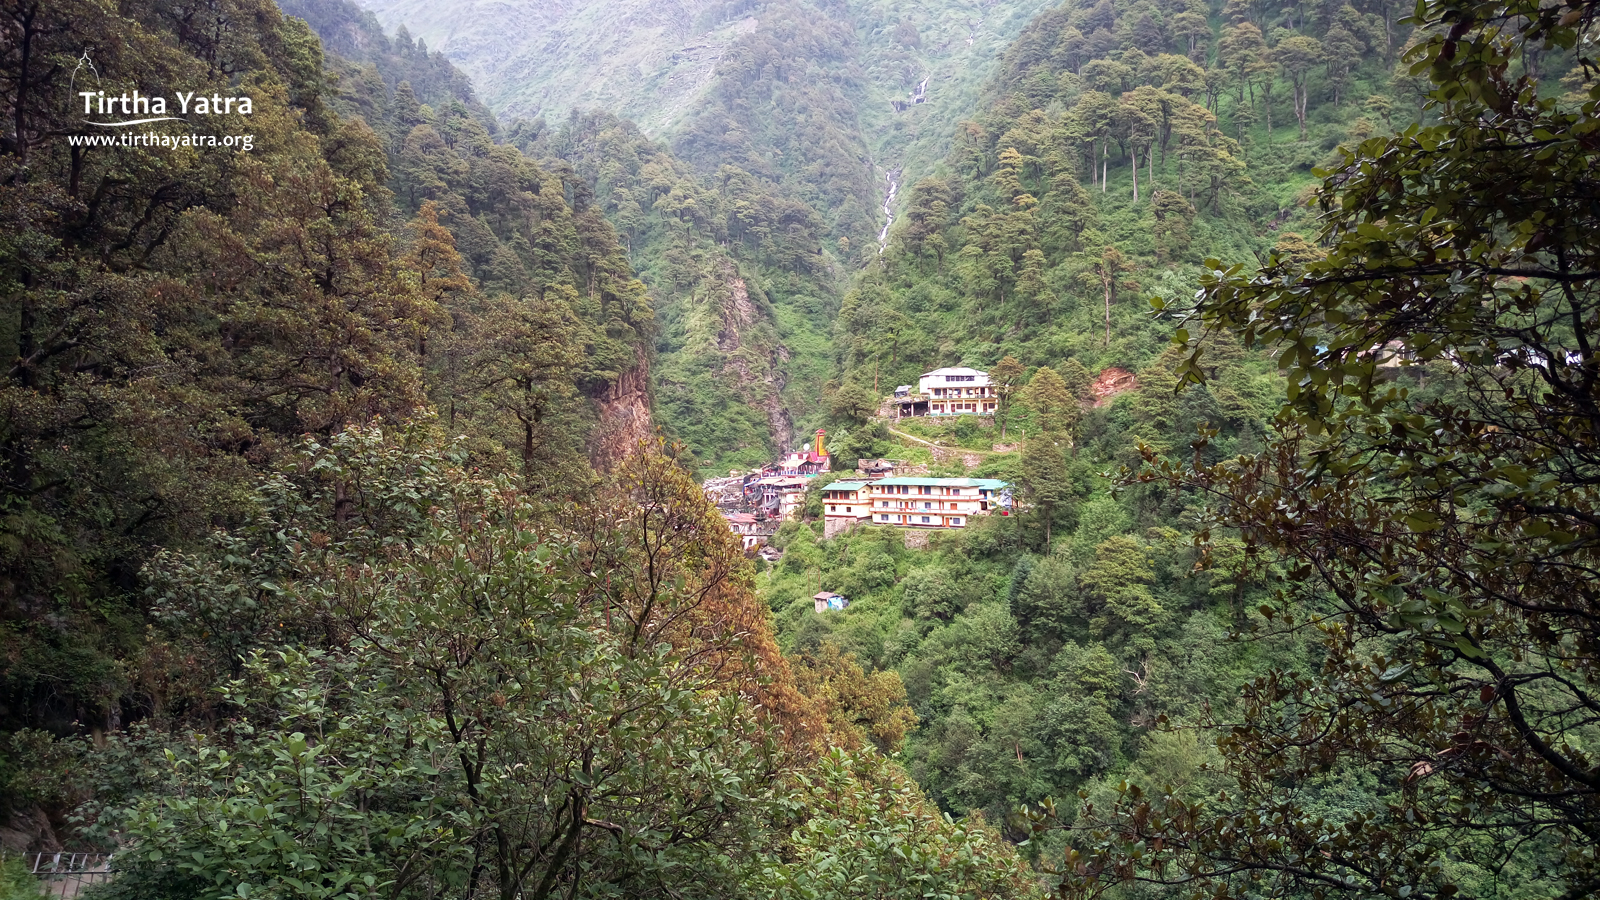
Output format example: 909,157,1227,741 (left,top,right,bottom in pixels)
11,852,112,898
